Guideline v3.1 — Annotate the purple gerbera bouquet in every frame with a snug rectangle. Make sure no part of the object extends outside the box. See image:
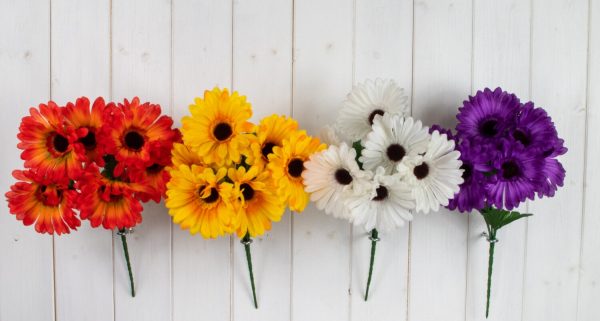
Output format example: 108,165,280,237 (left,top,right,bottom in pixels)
440,88,567,317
